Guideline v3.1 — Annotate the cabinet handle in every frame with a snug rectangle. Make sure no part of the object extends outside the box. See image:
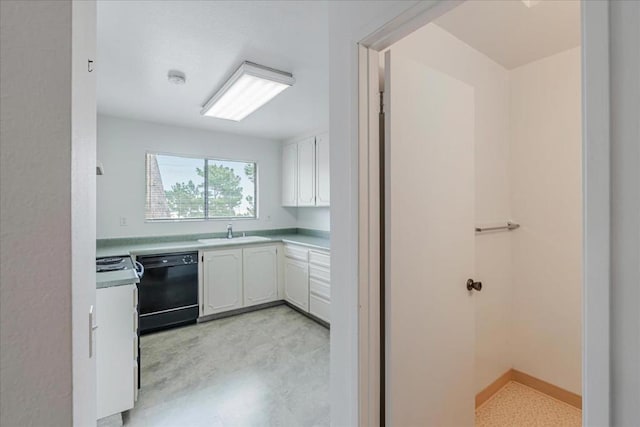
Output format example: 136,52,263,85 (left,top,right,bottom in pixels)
89,305,98,358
